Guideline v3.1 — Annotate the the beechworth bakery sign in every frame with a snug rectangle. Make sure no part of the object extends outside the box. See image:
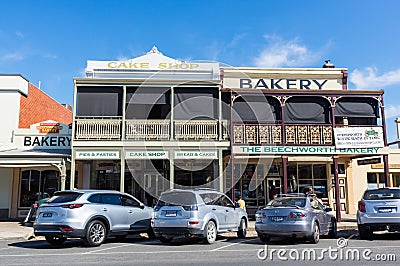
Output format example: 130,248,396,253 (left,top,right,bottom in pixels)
13,120,72,150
